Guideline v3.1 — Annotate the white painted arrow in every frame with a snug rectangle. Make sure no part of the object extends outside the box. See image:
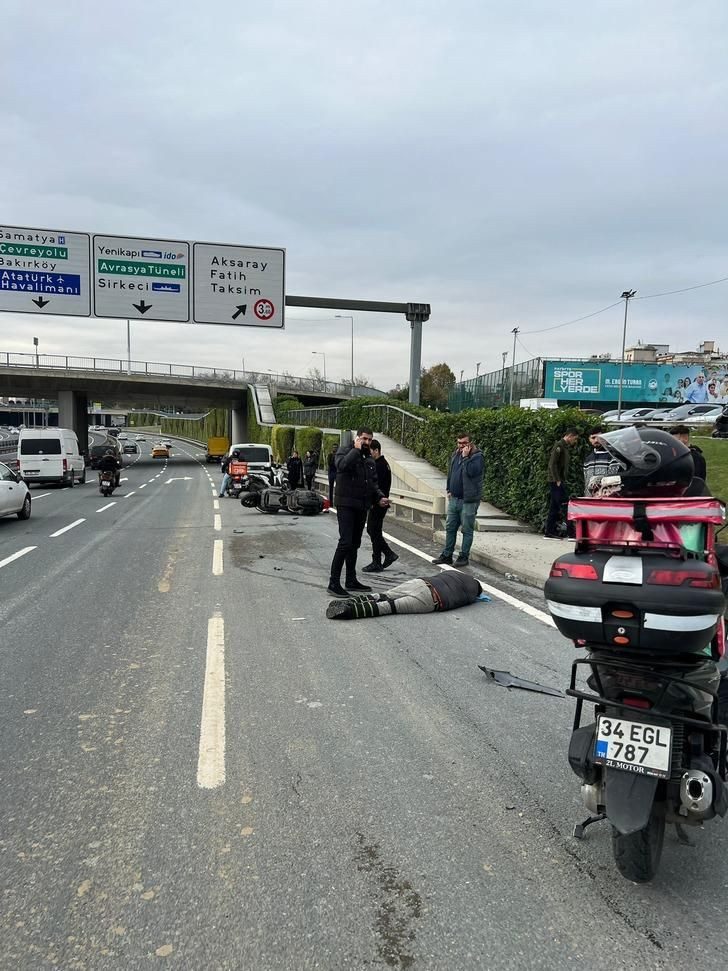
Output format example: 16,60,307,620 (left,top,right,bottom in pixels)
165,476,193,485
